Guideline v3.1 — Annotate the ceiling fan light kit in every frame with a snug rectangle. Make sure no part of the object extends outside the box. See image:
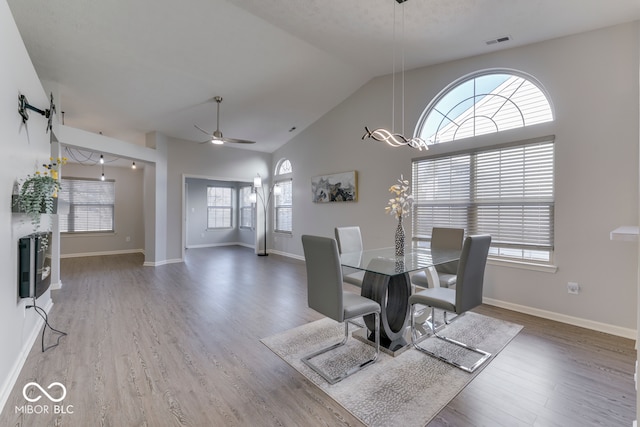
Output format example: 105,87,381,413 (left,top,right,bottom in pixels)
194,96,256,145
